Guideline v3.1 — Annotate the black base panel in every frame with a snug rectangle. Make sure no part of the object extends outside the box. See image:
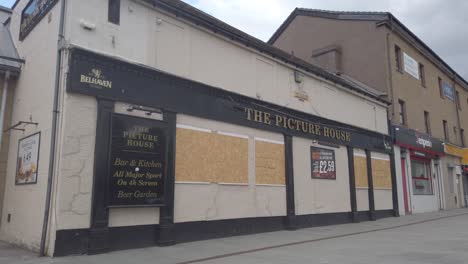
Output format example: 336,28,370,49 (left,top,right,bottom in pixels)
53,210,396,256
